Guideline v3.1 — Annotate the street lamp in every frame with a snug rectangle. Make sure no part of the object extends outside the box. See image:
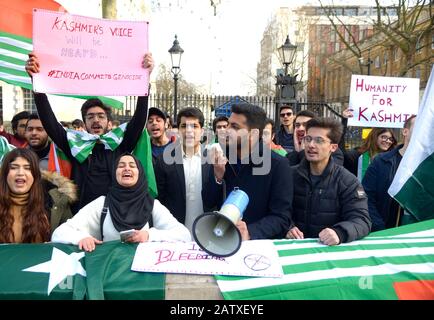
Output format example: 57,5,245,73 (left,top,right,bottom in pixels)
168,35,184,119
275,35,297,126
277,35,297,75
359,48,373,75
